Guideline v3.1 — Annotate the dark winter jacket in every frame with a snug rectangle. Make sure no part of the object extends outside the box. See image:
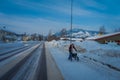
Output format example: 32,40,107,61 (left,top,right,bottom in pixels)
69,44,77,53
